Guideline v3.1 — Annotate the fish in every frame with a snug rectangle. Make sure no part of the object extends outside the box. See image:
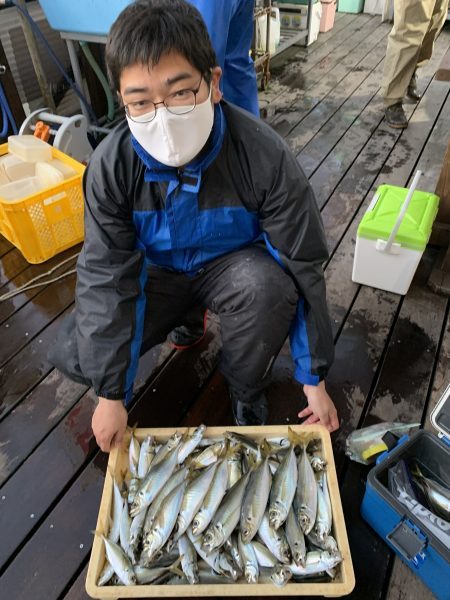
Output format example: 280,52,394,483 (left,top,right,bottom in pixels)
99,534,137,586
119,502,132,560
251,540,278,567
227,445,243,489
177,425,207,464
109,475,124,544
128,427,140,477
137,435,155,478
307,531,339,555
259,565,293,587
240,441,272,543
188,440,227,469
224,533,244,571
186,529,239,580
285,506,306,566
134,557,183,584
130,440,181,517
412,463,450,521
257,511,291,564
238,534,259,583
151,431,184,468
288,550,342,577
192,459,229,535
296,444,318,534
175,463,217,538
314,481,332,542
310,456,327,472
128,508,147,561
141,479,188,564
202,470,251,553
143,466,189,535
268,445,297,530
97,560,114,586
178,534,199,584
